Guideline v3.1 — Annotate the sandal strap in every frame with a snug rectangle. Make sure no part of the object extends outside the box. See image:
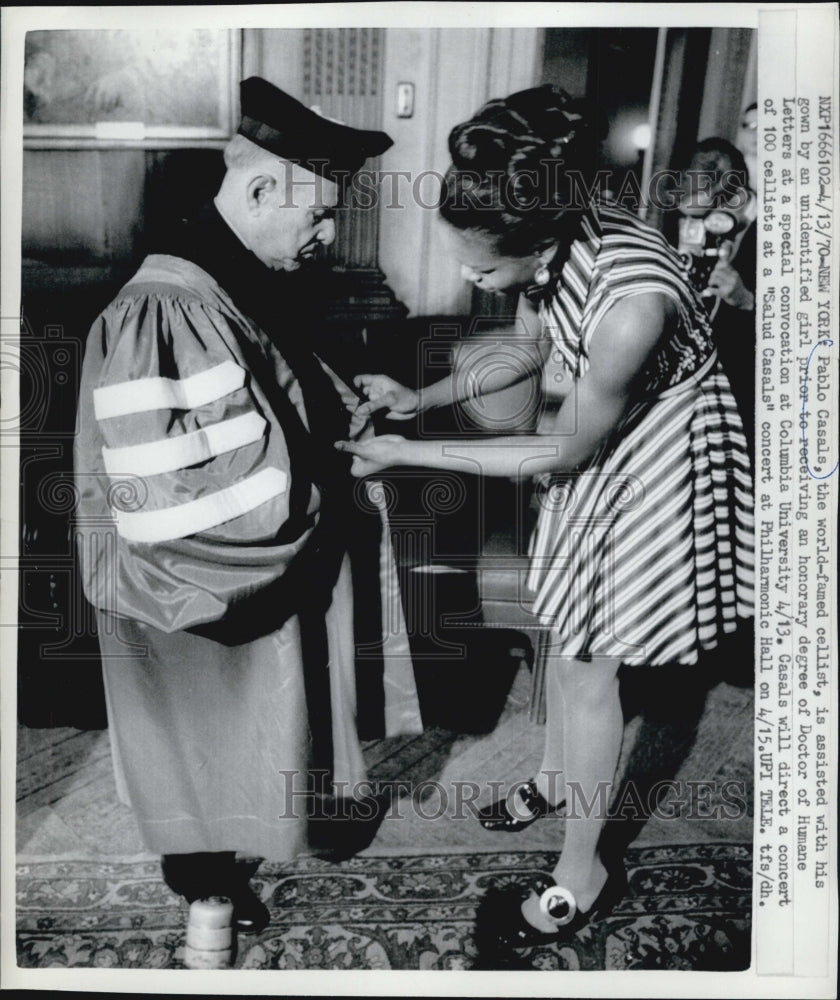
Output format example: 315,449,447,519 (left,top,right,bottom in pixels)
519,780,551,815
